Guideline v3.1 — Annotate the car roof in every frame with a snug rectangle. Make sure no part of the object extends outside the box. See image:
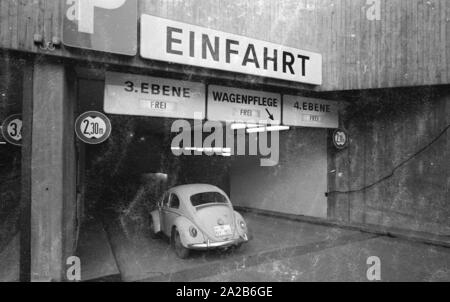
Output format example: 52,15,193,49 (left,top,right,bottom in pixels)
169,184,226,197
